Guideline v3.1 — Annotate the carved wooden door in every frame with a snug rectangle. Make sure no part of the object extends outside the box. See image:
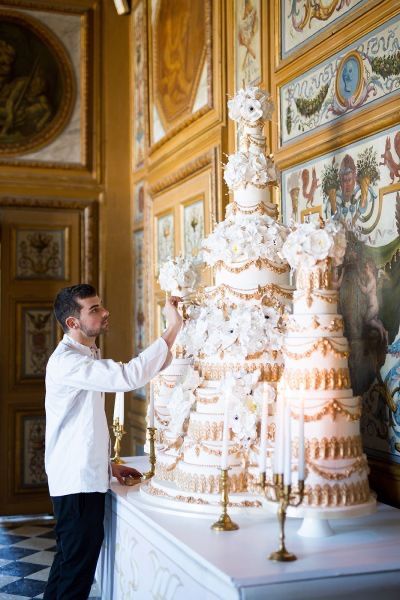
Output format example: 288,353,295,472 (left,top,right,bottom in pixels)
0,205,82,515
